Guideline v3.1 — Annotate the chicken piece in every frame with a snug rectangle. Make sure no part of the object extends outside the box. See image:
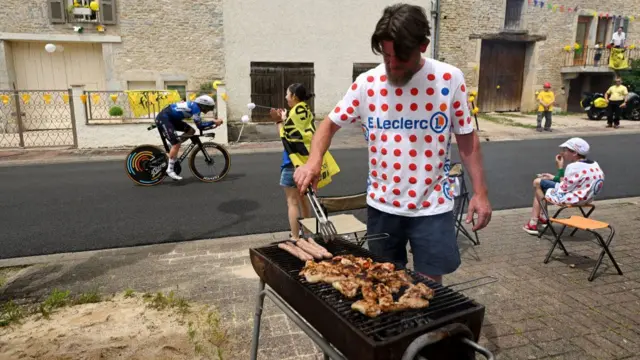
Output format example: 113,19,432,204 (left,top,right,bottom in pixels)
366,262,396,282
360,281,377,301
410,282,435,300
396,283,434,309
352,299,382,318
340,263,362,277
381,271,414,293
375,283,396,311
299,260,347,283
332,280,361,298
